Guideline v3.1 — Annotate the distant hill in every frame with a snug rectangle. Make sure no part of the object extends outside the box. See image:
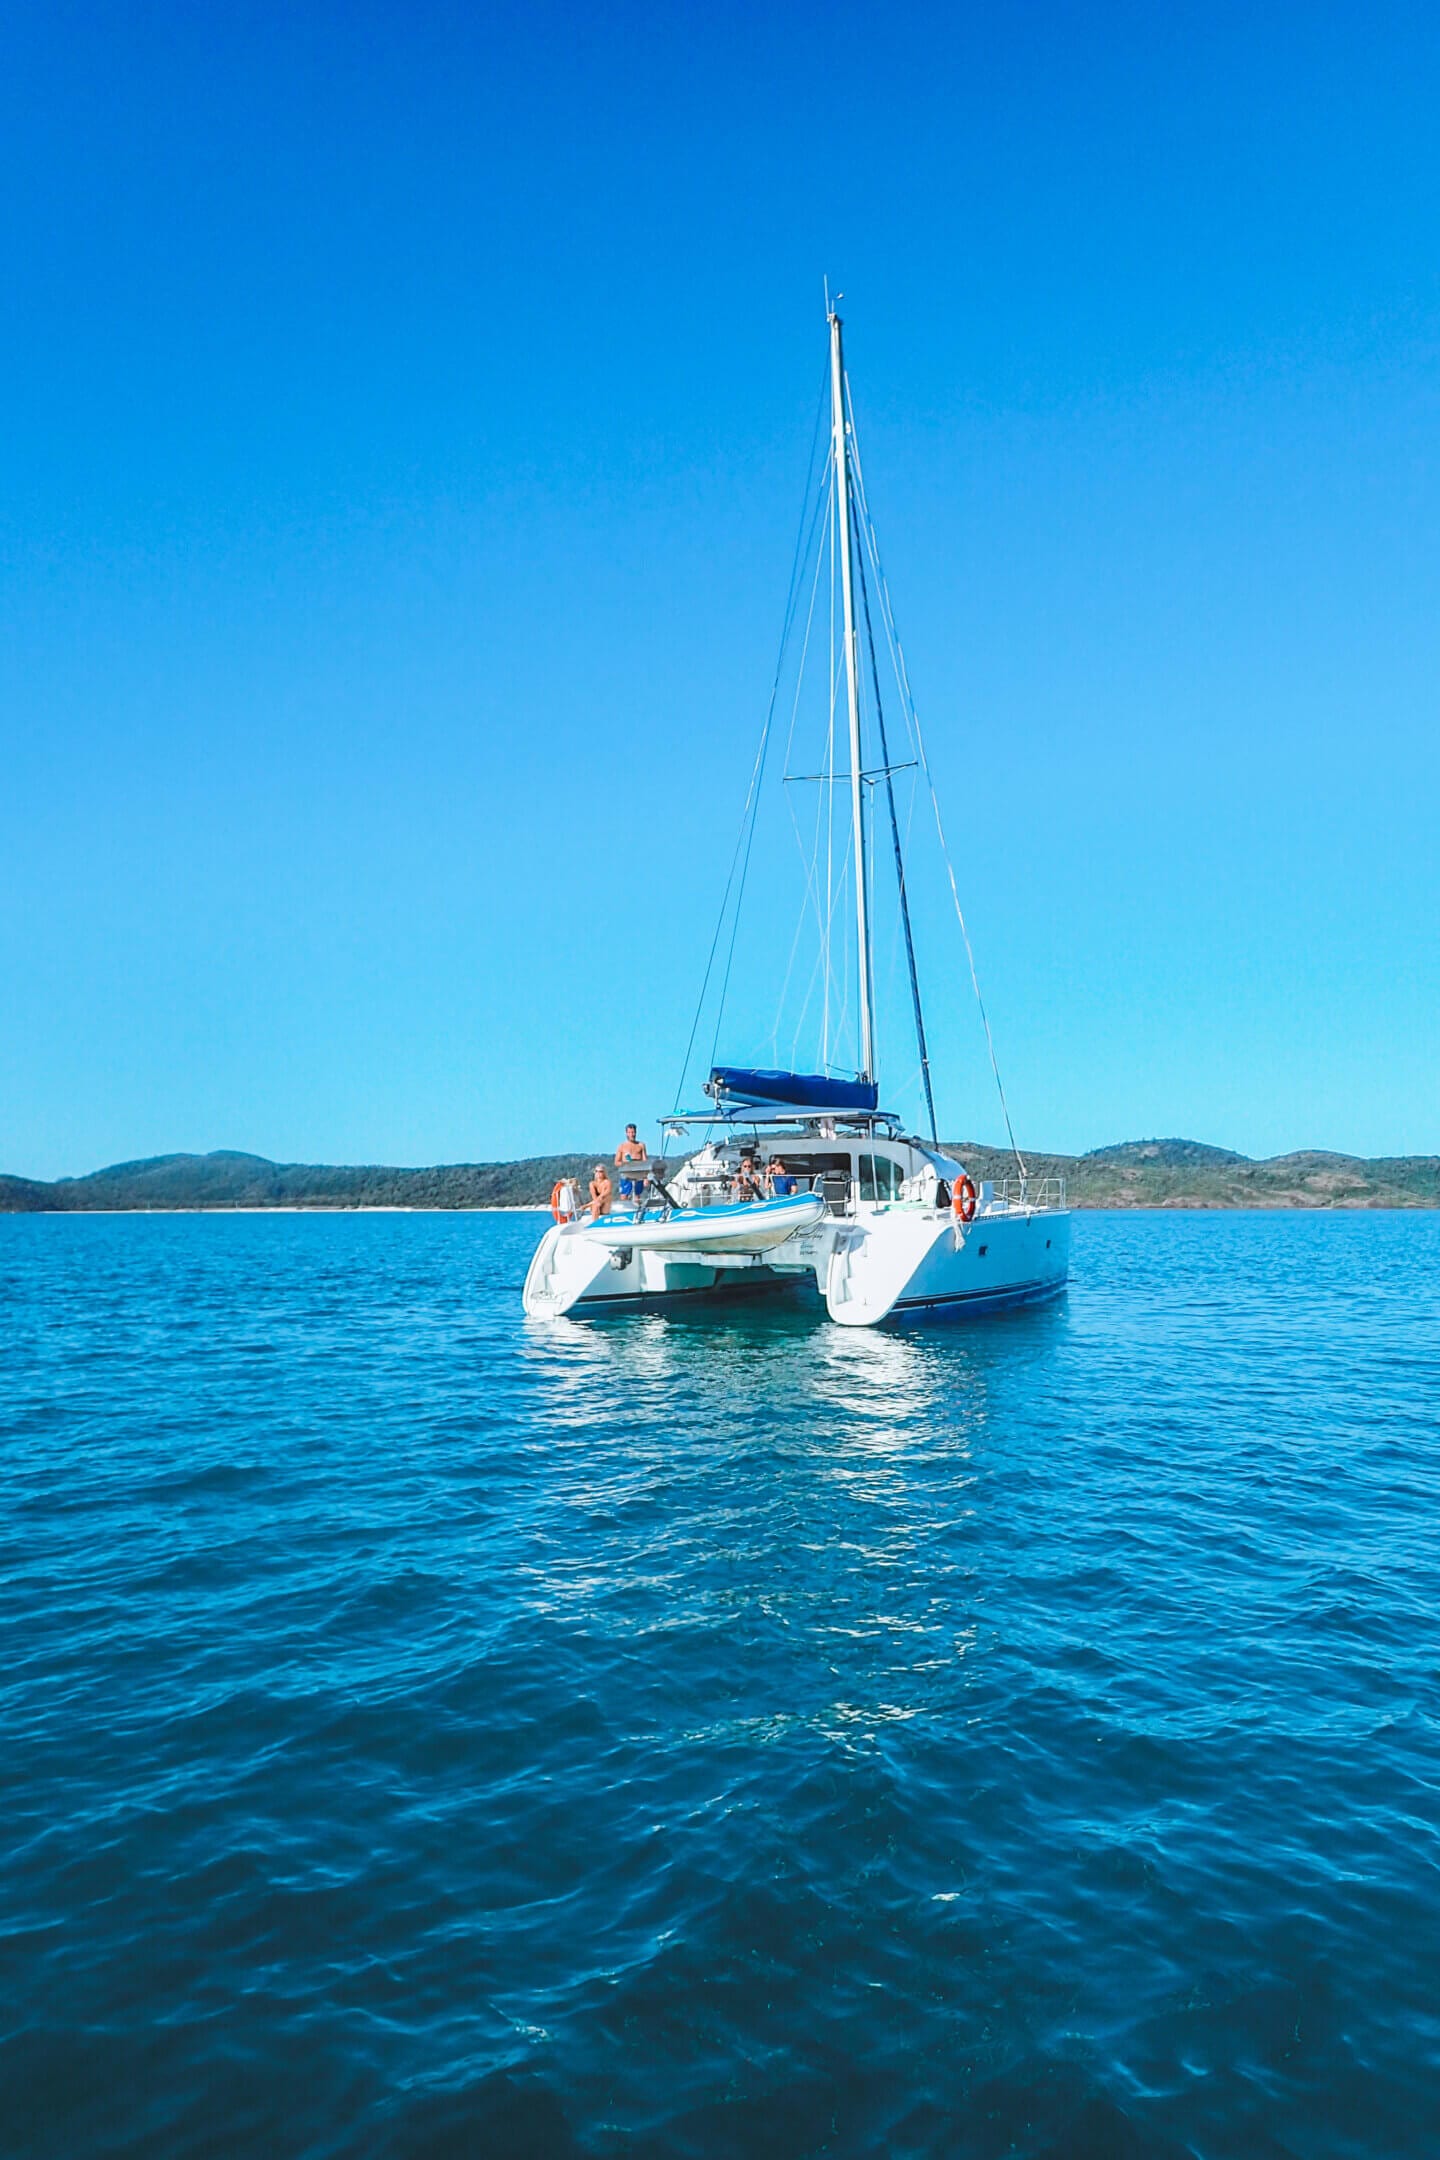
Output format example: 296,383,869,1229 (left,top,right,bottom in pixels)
0,1151,602,1212
2,1142,1438,1211
1081,1138,1250,1168
946,1139,1440,1210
